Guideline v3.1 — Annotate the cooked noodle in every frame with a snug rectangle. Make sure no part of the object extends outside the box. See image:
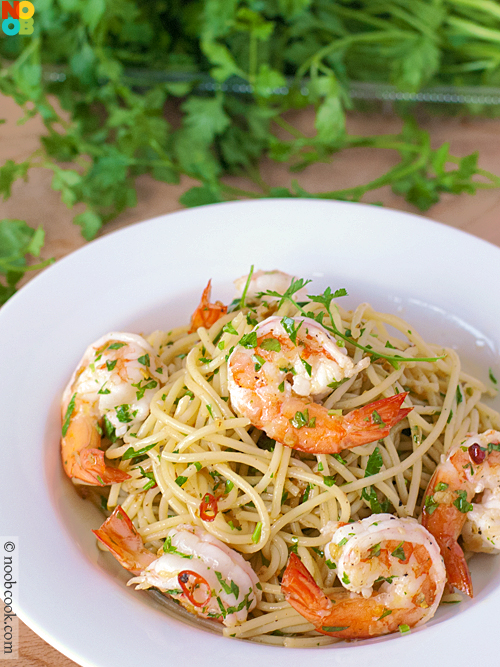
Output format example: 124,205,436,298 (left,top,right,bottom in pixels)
94,283,499,646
